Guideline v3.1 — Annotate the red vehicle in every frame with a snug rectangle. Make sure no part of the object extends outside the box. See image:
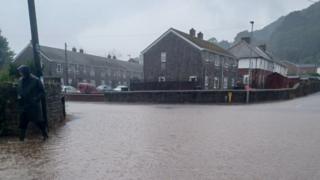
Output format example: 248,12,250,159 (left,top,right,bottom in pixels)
78,83,98,94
